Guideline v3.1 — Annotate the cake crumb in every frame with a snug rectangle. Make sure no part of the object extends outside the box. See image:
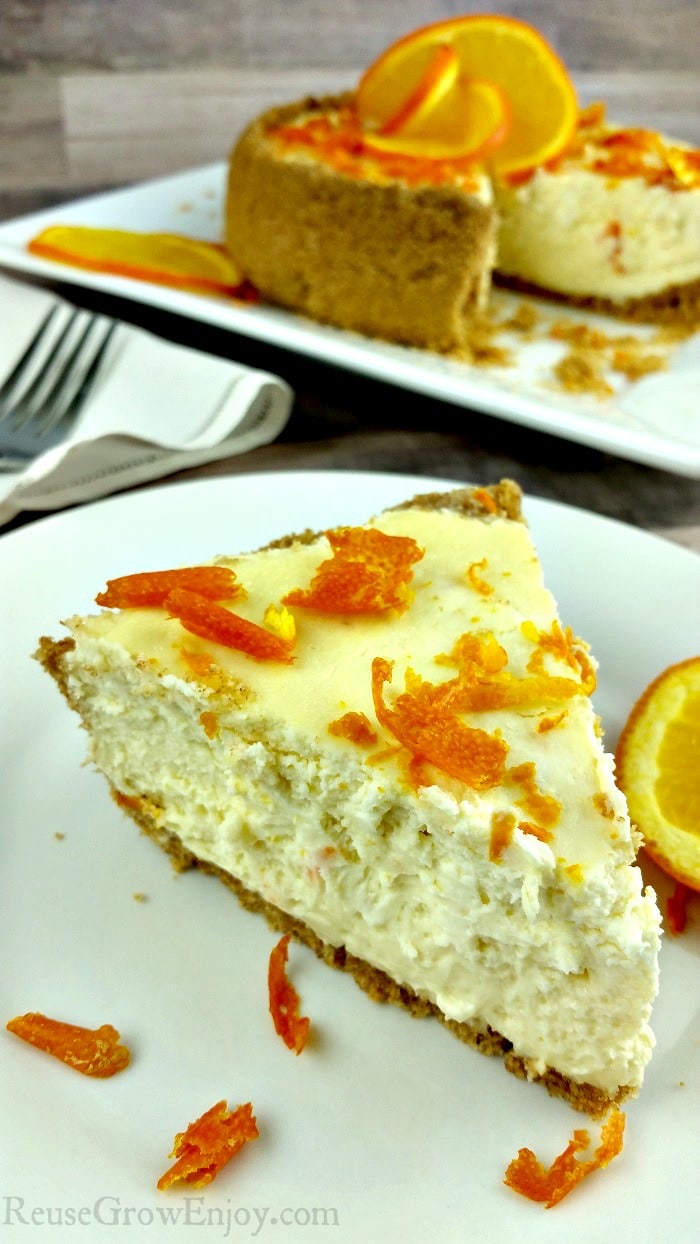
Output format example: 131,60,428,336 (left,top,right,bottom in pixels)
610,347,667,381
549,320,612,350
501,300,541,336
552,350,615,398
132,892,148,903
54,832,66,841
